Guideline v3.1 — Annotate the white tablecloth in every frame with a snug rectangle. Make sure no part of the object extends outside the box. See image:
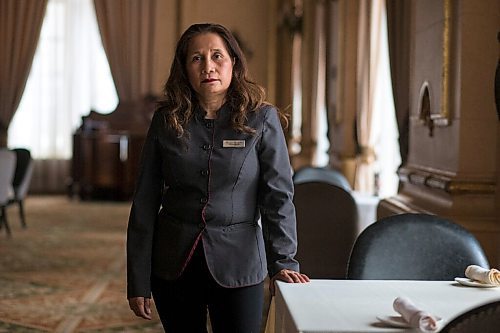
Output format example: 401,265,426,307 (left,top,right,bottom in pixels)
351,191,379,234
266,279,500,333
